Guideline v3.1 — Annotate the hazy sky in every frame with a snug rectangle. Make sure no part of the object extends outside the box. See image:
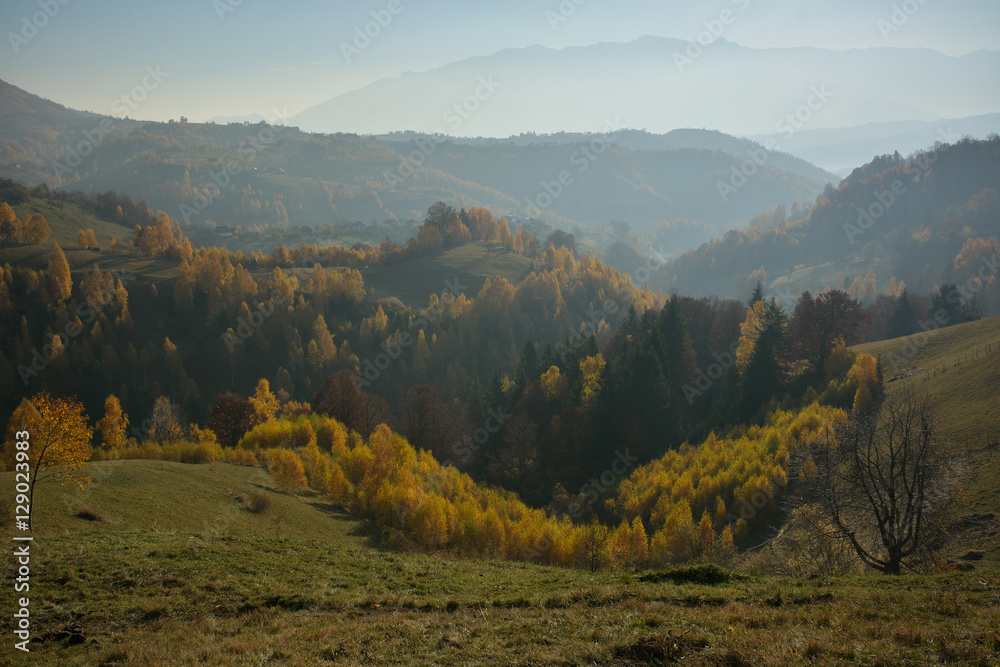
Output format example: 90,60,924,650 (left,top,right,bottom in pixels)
1,0,998,125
